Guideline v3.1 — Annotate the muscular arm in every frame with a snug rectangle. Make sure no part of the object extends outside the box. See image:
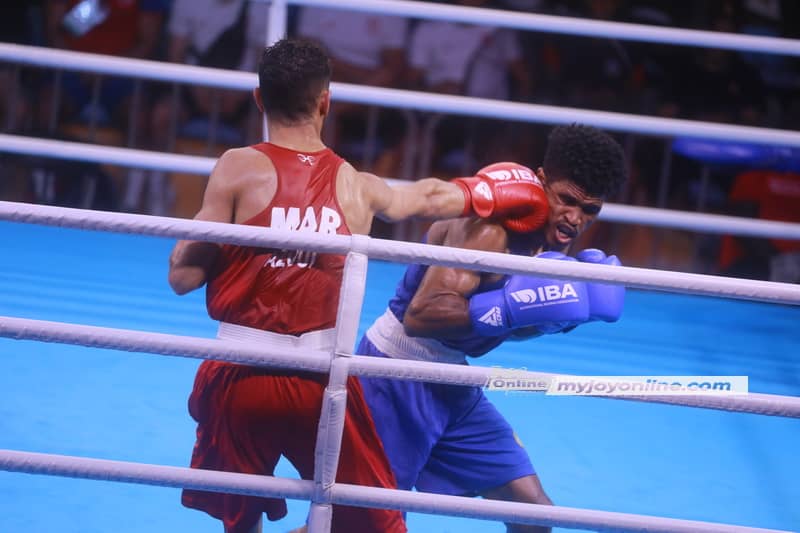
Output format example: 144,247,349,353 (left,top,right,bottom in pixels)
404,220,508,338
167,152,238,295
337,164,467,235
367,174,465,223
